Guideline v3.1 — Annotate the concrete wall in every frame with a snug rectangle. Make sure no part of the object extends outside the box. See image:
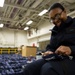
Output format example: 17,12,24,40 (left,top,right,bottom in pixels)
0,28,28,47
